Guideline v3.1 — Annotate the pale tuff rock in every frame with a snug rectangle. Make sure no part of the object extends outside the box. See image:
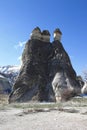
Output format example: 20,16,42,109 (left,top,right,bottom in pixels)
53,28,62,41
30,27,50,42
81,82,87,94
30,27,41,40
52,72,77,101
